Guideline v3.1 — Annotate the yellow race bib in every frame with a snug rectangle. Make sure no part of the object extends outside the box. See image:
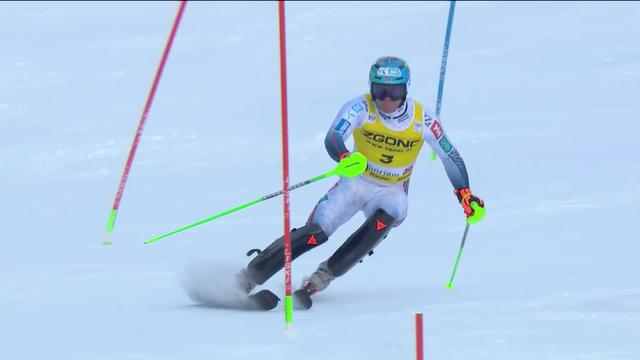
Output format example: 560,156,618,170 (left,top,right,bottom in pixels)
354,94,424,184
